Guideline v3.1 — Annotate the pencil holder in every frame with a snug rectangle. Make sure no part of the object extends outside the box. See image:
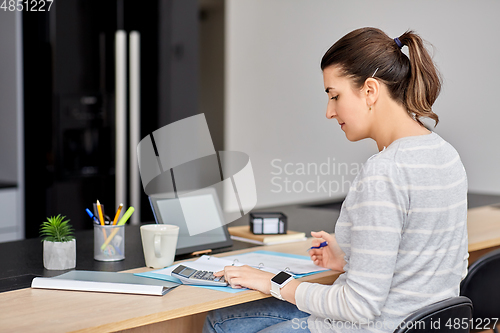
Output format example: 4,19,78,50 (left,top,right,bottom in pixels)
94,224,125,261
